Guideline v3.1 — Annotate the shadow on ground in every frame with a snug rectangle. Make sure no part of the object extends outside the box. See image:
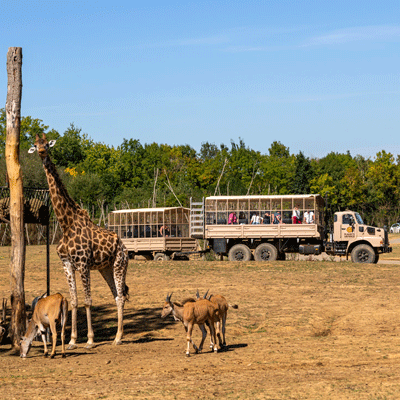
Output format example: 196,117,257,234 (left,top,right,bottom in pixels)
66,304,174,344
